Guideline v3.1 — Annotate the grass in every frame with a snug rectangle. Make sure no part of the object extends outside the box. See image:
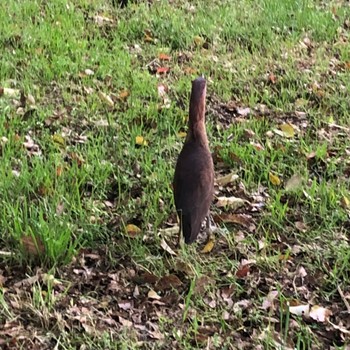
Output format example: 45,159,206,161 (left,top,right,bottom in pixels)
0,0,350,348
